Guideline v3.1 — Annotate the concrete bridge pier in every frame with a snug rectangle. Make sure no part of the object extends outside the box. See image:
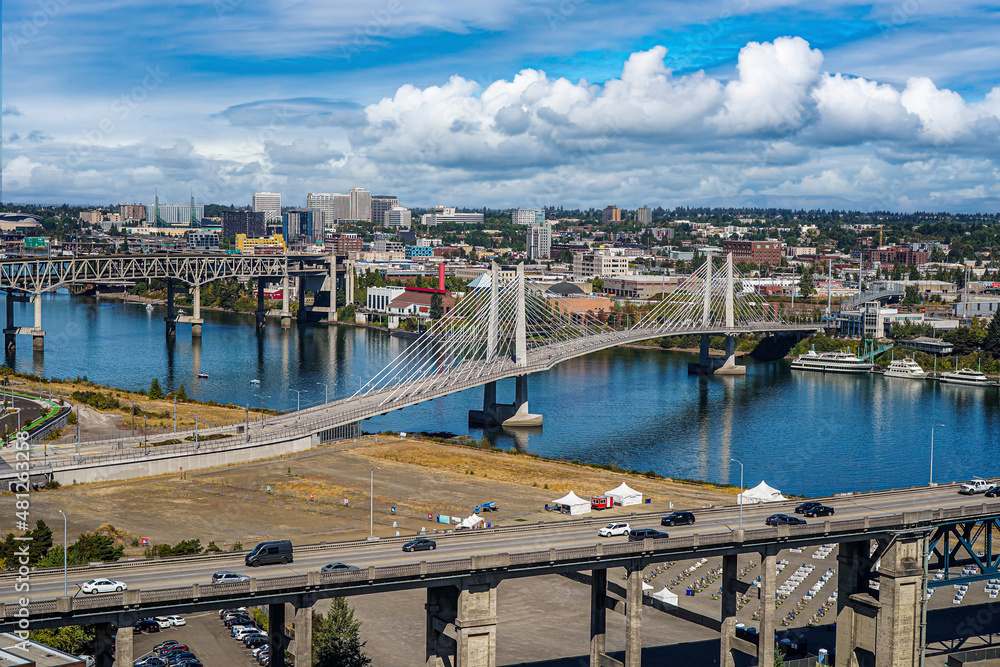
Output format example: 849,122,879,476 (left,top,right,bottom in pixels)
164,280,176,338
113,620,134,667
94,622,115,667
3,290,34,354
426,577,499,667
590,568,608,665
836,539,876,666
256,277,267,329
624,564,643,667
269,601,290,666
280,274,292,328
30,291,44,351
190,284,203,337
293,595,315,667
714,335,746,375
757,549,778,667
297,276,307,323
468,376,543,427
